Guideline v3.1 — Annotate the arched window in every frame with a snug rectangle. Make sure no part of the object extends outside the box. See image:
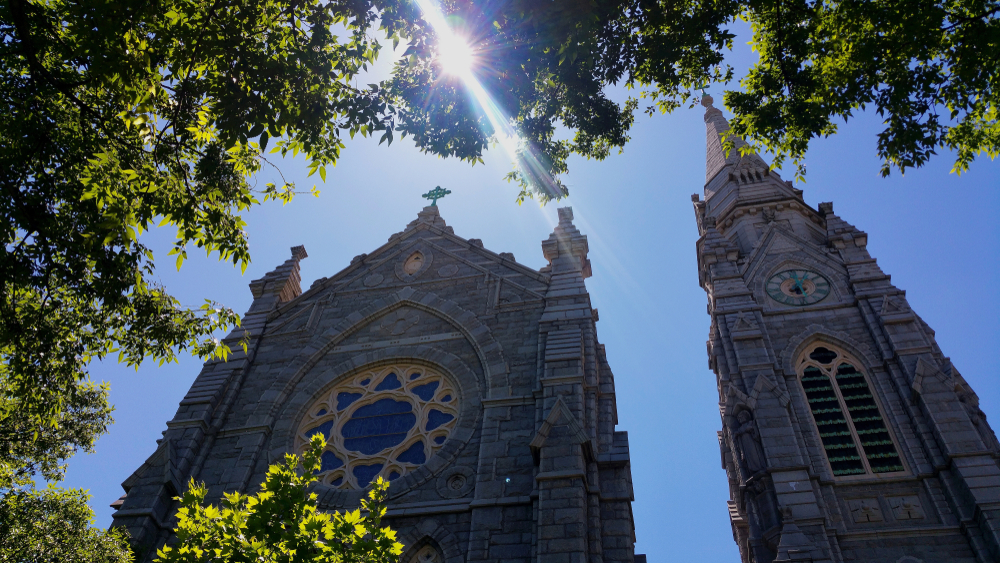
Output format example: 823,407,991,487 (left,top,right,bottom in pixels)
408,544,443,563
797,345,905,476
